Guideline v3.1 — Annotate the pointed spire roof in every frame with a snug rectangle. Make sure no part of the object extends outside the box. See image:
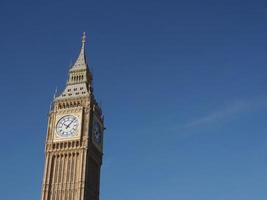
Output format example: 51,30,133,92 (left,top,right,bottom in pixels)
70,32,88,71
